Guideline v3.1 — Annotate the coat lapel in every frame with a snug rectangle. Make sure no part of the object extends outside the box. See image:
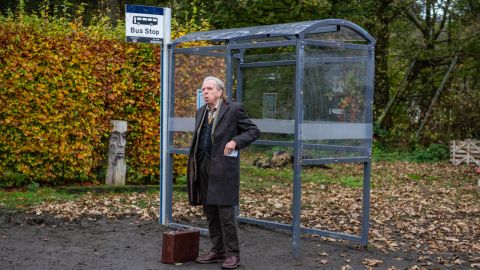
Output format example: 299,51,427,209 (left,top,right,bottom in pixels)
195,106,208,133
212,99,229,132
